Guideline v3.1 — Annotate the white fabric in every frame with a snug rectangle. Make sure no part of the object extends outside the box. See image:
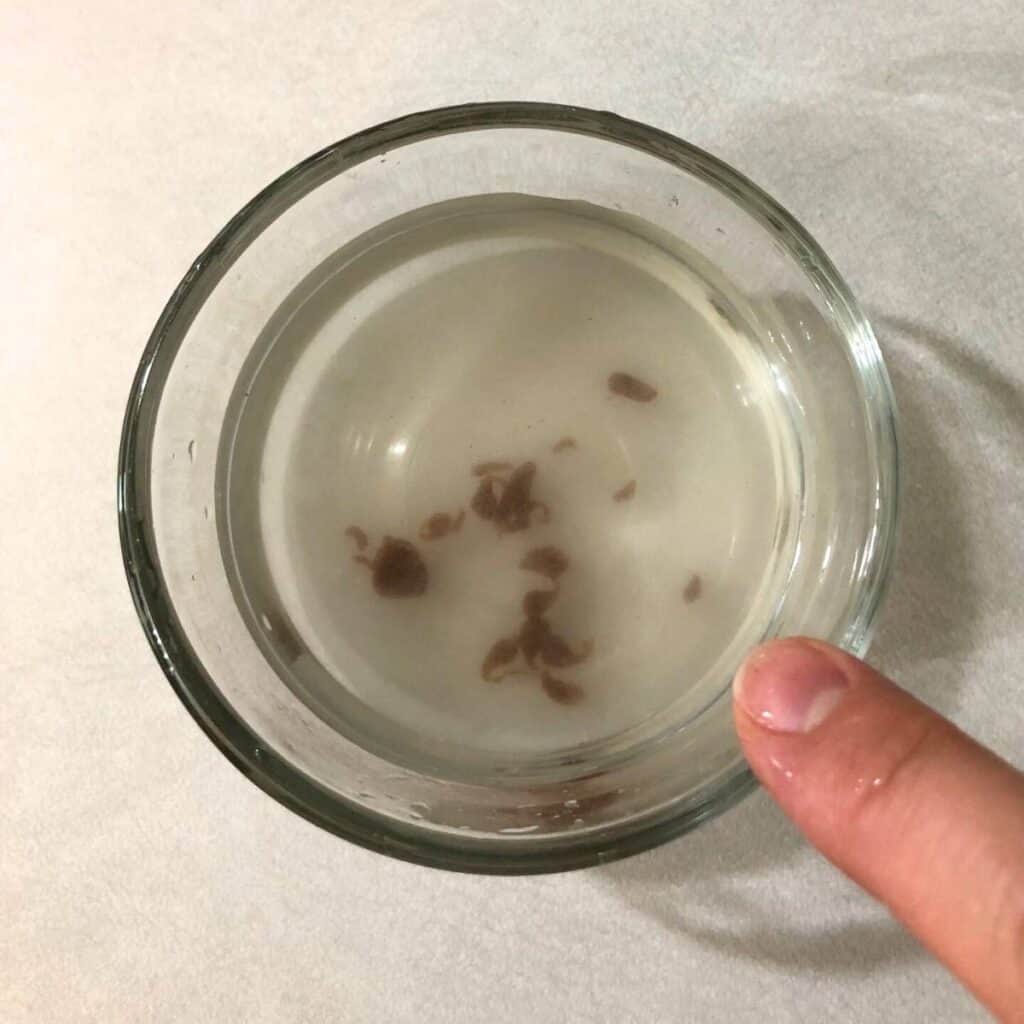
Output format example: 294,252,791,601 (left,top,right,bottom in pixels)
4,2,1022,1020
